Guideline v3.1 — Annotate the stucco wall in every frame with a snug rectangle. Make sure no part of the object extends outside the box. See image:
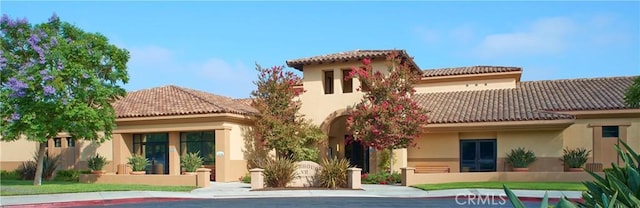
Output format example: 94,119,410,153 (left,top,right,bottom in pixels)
299,61,388,126
414,78,516,93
